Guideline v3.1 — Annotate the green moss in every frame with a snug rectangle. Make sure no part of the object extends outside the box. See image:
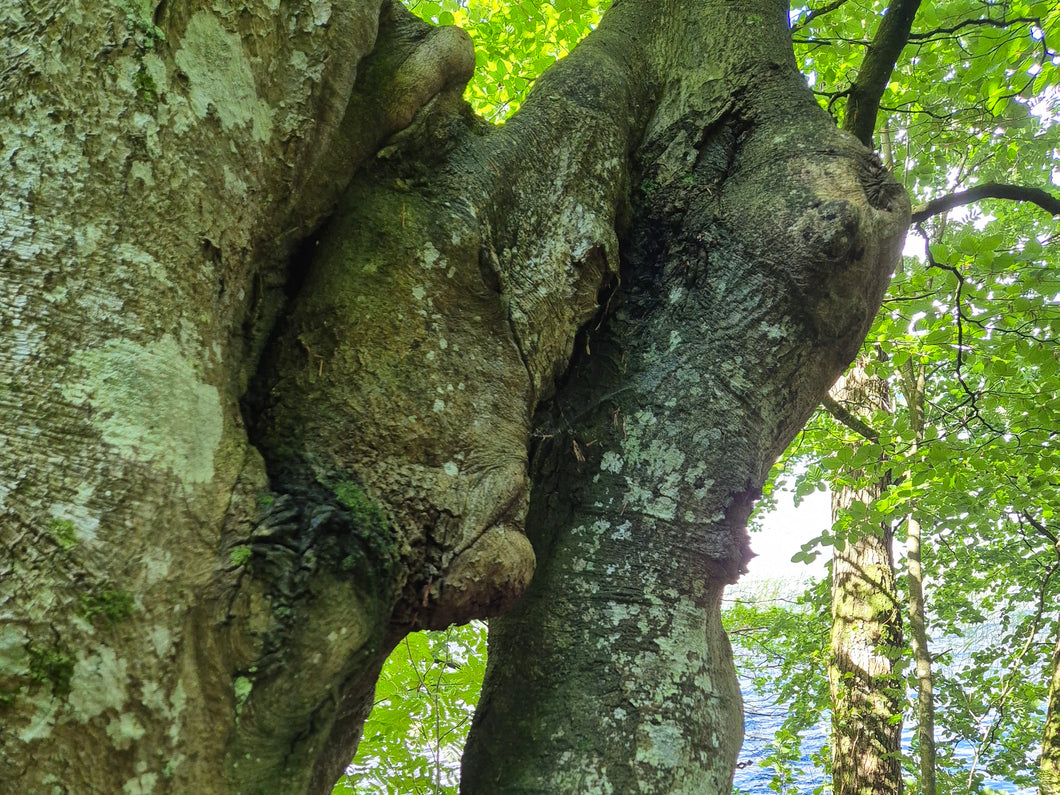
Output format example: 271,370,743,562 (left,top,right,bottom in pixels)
47,518,78,551
0,688,17,709
325,480,398,595
79,588,135,628
257,491,275,510
133,68,159,105
28,646,75,698
229,545,252,567
233,675,252,715
333,481,388,537
117,0,166,50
